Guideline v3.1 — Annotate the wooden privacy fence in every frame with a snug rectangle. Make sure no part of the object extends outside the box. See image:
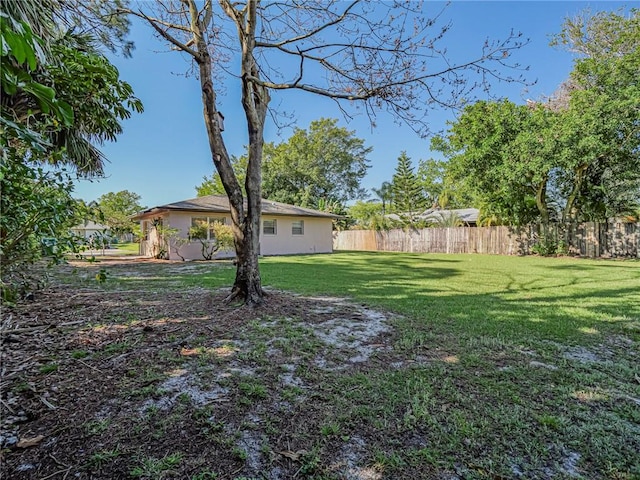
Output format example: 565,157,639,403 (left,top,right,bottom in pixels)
333,223,640,258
